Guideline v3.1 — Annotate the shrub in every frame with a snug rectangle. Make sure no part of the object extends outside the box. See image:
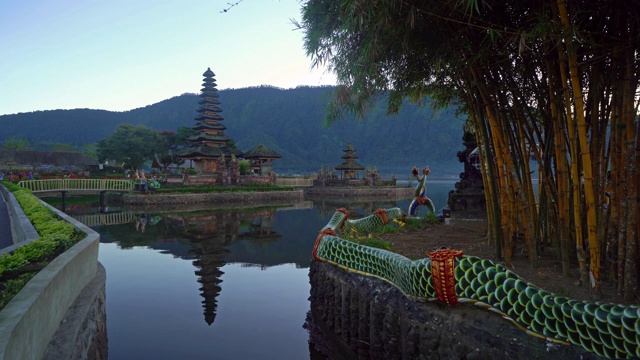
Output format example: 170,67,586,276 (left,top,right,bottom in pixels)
0,181,86,311
340,212,438,251
238,160,250,175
